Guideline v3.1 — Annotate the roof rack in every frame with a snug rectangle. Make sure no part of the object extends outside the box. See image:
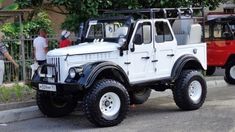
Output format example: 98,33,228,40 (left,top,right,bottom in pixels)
104,7,206,42
206,15,235,23
104,7,204,20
